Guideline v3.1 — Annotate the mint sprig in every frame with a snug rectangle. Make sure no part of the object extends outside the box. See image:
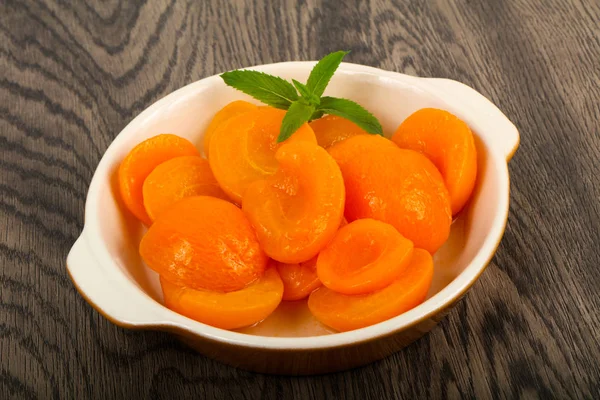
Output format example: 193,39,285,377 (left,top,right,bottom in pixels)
318,97,383,134
305,51,348,98
220,51,383,142
220,70,299,110
280,100,315,141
